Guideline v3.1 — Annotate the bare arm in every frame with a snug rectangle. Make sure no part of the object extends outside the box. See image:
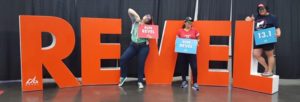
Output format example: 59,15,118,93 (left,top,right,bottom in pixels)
276,28,281,38
128,8,141,23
